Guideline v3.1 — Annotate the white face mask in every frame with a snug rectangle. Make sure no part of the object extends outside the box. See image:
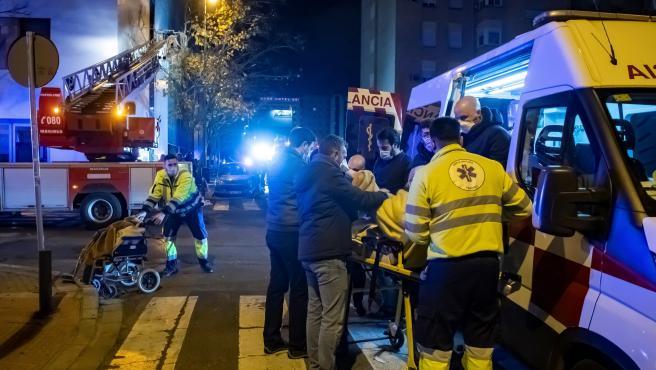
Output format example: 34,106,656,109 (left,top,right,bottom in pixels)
422,136,435,152
459,119,476,134
379,149,392,160
340,159,349,172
